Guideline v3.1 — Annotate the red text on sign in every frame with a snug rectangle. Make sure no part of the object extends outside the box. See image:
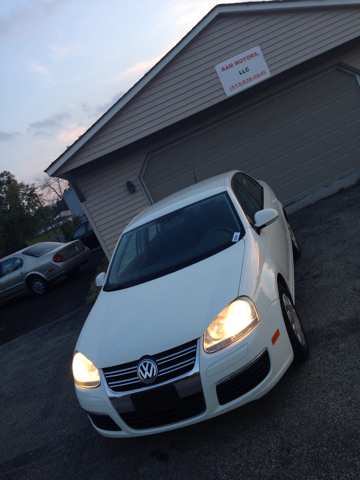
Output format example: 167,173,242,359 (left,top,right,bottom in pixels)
229,70,267,92
221,51,259,72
